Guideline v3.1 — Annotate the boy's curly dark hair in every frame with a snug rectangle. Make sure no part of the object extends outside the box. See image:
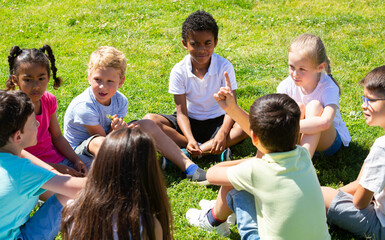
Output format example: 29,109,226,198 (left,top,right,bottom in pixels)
182,10,218,42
